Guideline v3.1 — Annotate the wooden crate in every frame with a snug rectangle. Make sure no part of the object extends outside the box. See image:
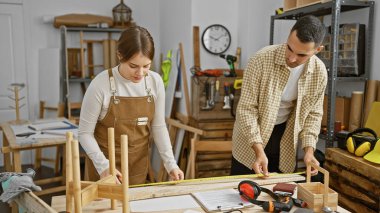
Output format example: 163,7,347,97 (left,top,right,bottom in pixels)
189,118,234,178
284,0,297,11
191,76,241,121
297,162,338,212
284,0,330,11
325,148,380,213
